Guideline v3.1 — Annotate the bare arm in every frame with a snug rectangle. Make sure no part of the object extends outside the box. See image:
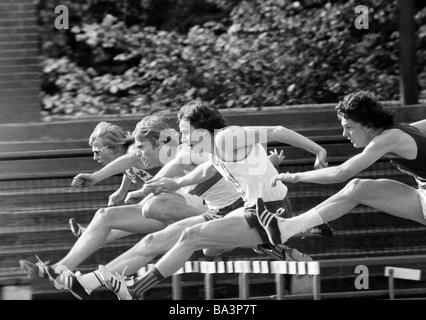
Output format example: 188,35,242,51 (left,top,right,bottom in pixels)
215,125,327,168
72,151,142,188
272,131,398,185
144,161,217,194
91,152,142,182
108,174,133,206
125,150,196,199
